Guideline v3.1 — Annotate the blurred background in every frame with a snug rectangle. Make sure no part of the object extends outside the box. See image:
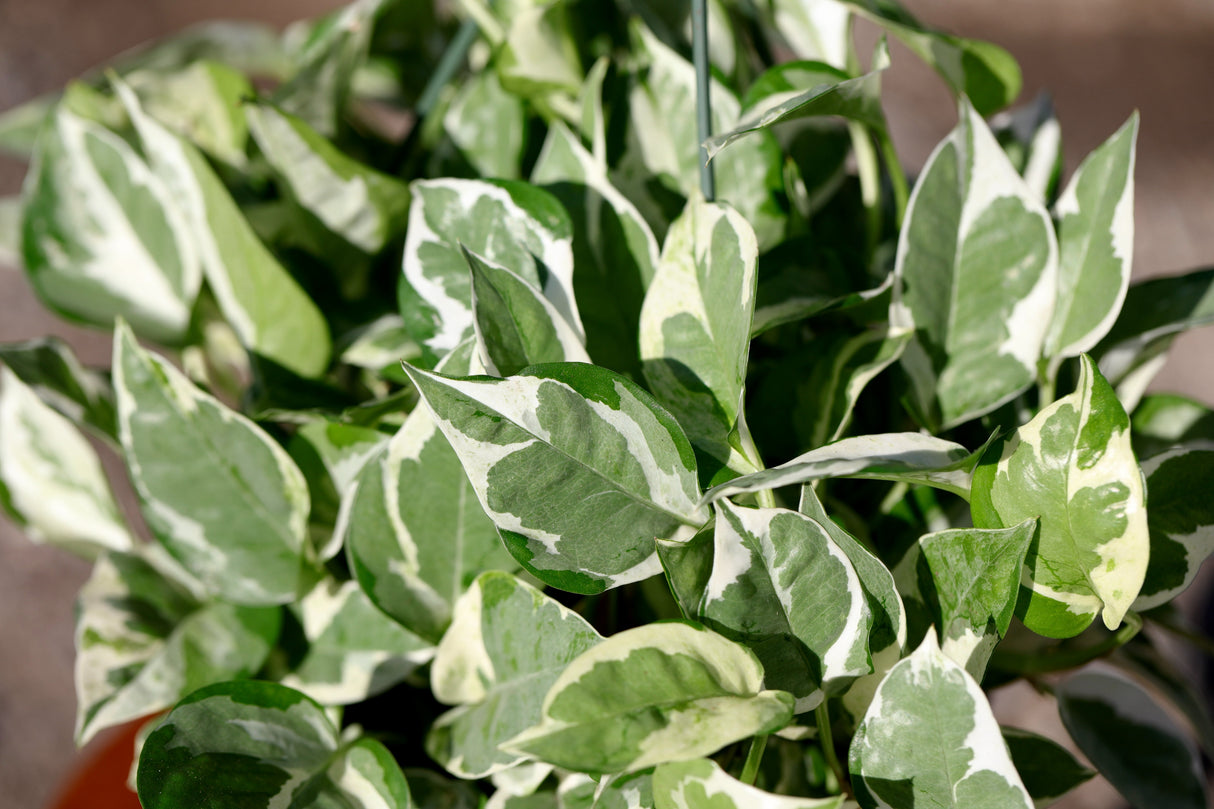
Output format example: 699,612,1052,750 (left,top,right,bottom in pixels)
1,1,1212,807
